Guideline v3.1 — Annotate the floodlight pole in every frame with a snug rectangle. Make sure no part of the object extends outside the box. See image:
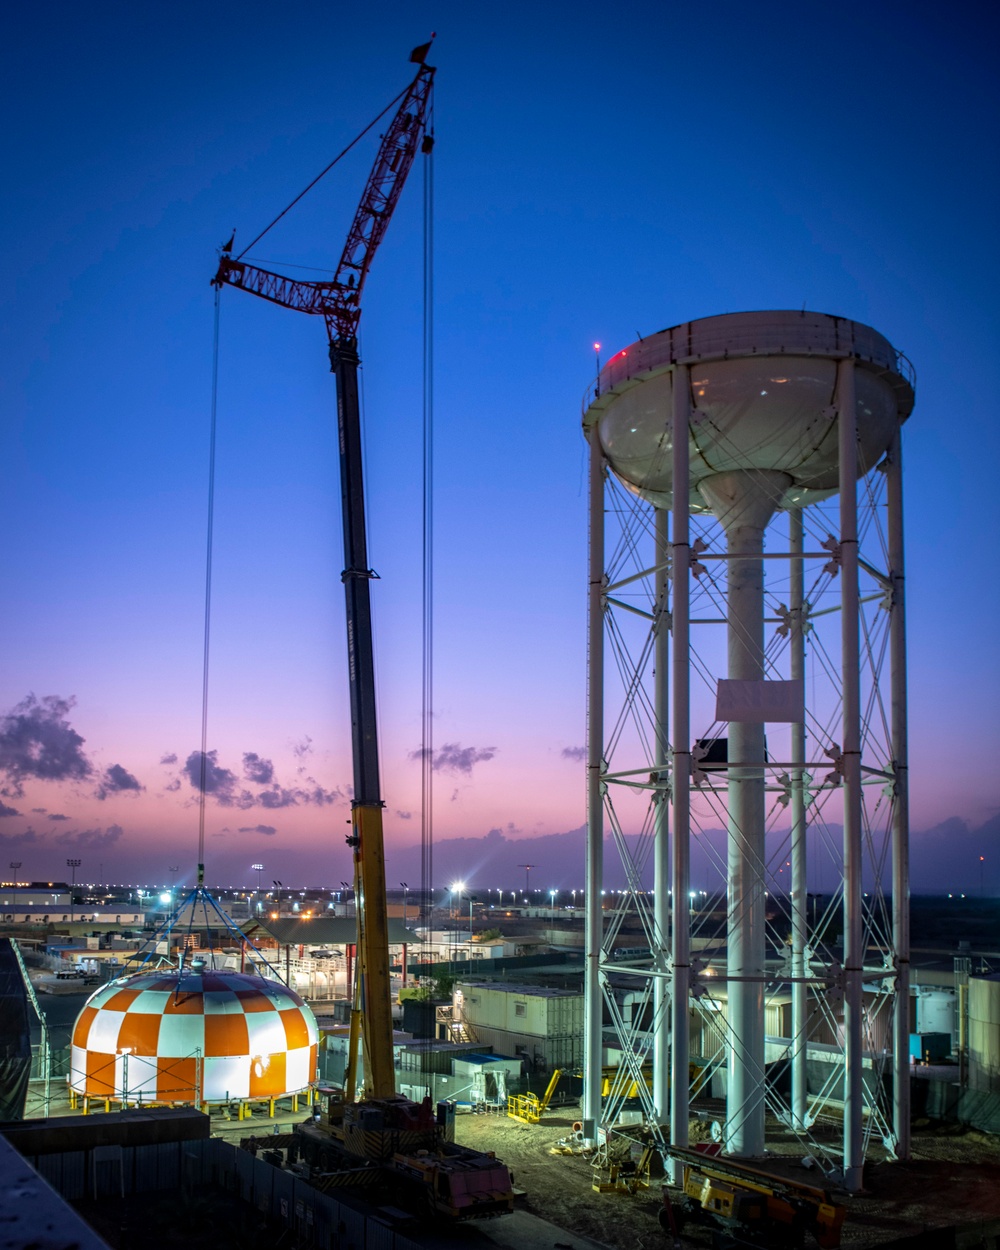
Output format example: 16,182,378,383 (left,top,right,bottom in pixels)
66,859,81,925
